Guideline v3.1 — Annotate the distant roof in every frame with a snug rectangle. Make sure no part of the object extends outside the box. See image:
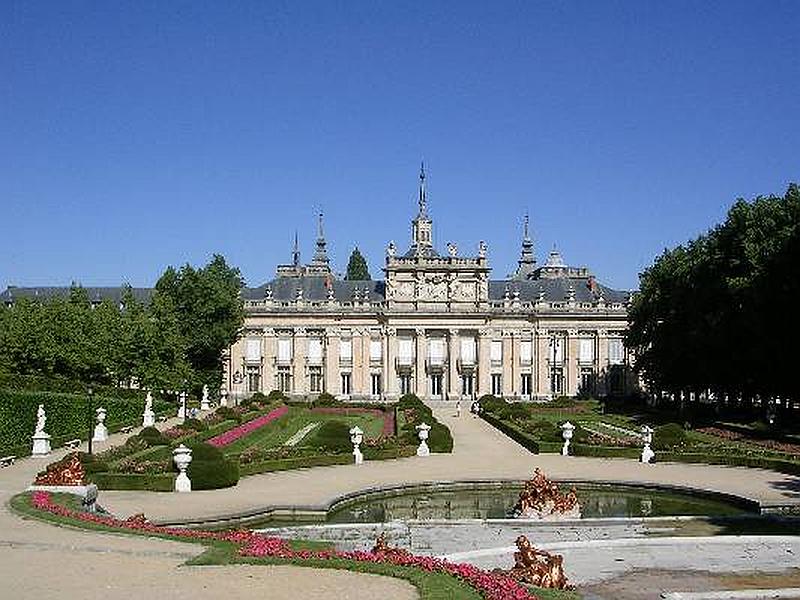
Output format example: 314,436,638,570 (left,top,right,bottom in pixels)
0,286,152,304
